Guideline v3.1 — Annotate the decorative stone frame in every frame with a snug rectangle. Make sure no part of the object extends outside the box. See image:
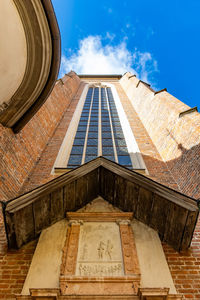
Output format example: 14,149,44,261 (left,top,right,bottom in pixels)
59,212,141,296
